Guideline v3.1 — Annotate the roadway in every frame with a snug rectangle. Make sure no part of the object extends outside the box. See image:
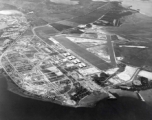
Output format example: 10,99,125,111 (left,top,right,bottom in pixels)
106,35,117,67
53,35,112,70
